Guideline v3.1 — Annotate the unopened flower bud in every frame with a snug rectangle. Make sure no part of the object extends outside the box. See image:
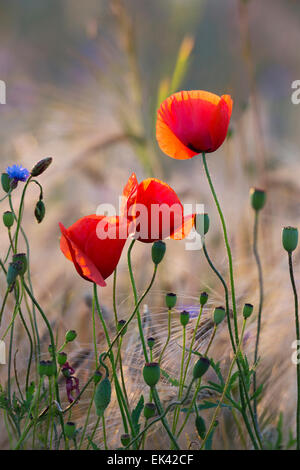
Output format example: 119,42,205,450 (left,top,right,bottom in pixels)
12,253,27,276
117,320,127,336
195,213,210,236
213,306,225,325
64,421,76,439
193,357,210,379
57,352,67,366
195,415,206,439
250,188,266,212
94,377,111,417
147,337,155,349
243,303,253,319
166,292,177,309
144,402,156,419
282,226,298,253
38,360,48,376
200,292,208,306
120,434,130,447
93,370,102,385
45,360,56,377
1,173,10,193
7,254,27,285
34,200,45,224
180,310,190,327
65,330,77,343
31,157,53,177
143,363,160,387
151,241,166,265
3,211,14,228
